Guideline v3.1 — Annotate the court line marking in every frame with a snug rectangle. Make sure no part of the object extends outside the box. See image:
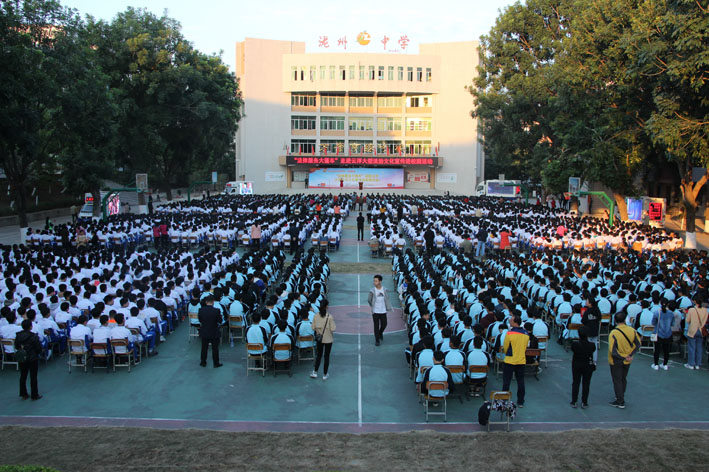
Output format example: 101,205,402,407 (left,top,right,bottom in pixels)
357,274,362,427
